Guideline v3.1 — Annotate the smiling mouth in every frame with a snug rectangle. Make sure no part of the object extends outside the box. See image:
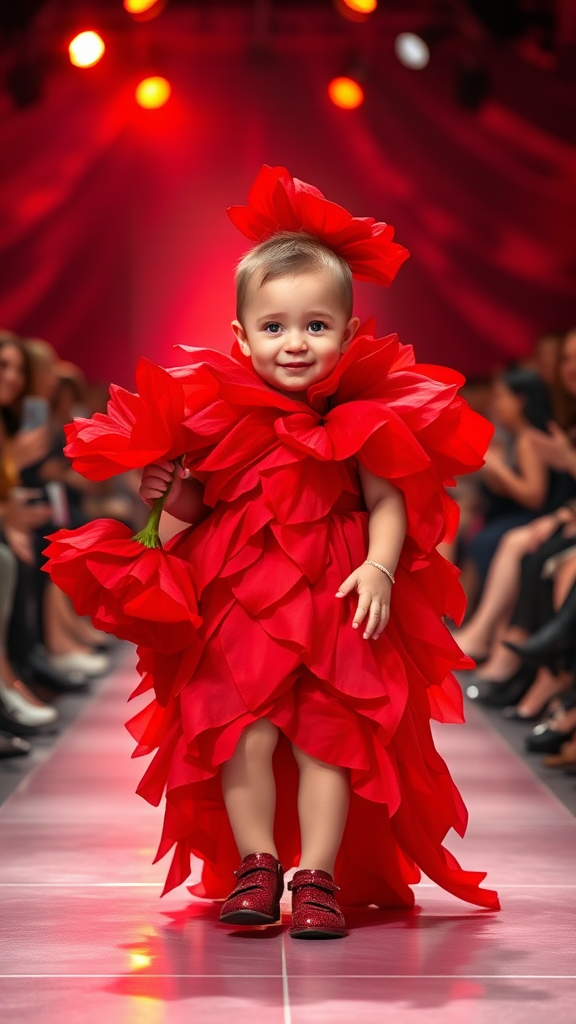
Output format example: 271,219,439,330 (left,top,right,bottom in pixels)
280,362,313,369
